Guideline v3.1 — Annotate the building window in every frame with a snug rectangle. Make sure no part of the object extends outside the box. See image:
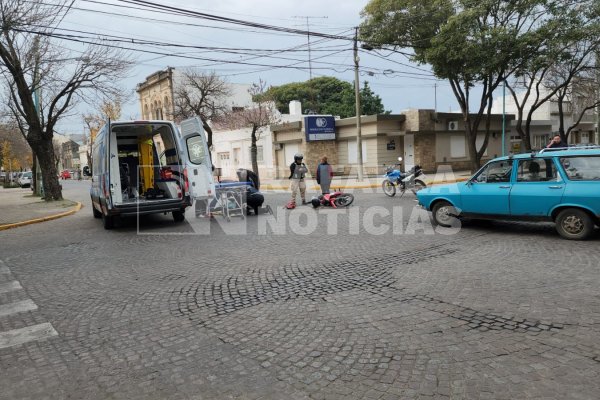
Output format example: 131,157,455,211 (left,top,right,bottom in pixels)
450,136,466,158
532,134,550,150
580,132,589,144
348,140,367,164
248,146,264,163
